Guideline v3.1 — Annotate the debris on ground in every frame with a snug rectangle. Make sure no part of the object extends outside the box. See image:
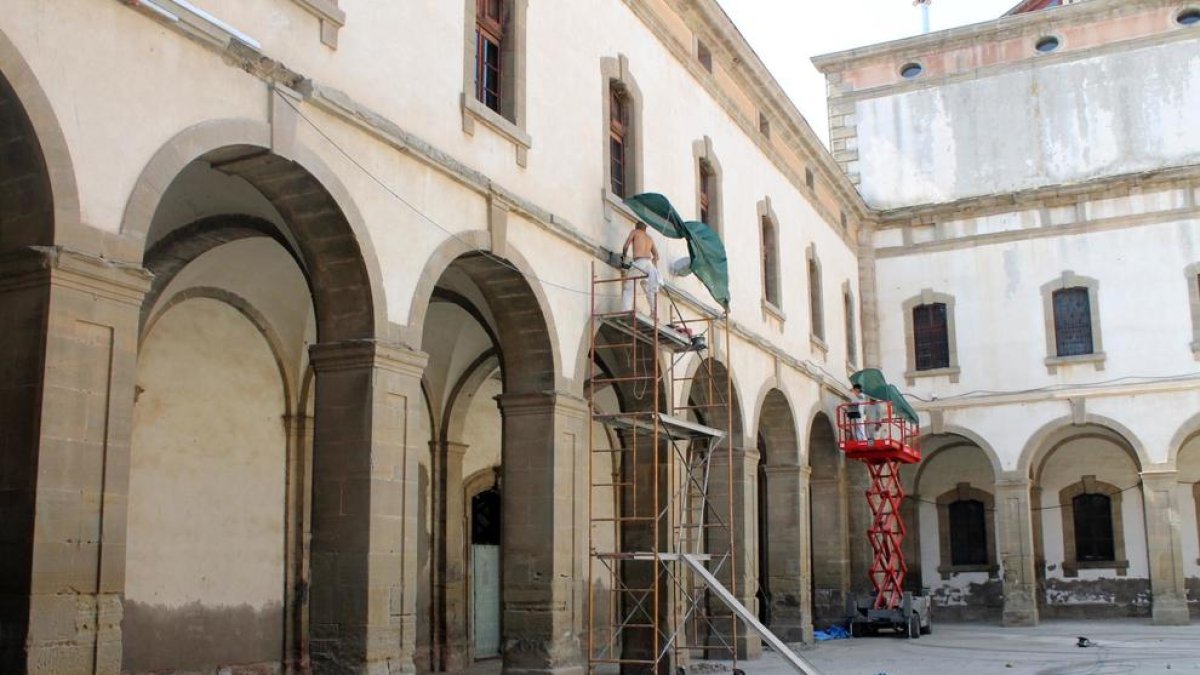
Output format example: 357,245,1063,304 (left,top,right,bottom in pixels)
814,625,850,641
